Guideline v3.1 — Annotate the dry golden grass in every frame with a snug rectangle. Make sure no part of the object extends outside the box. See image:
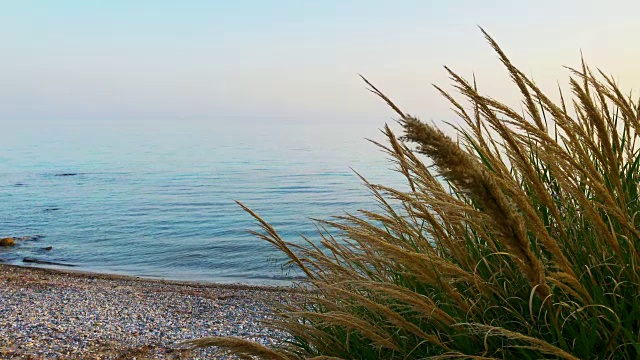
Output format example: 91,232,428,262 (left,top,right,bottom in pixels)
185,29,640,359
